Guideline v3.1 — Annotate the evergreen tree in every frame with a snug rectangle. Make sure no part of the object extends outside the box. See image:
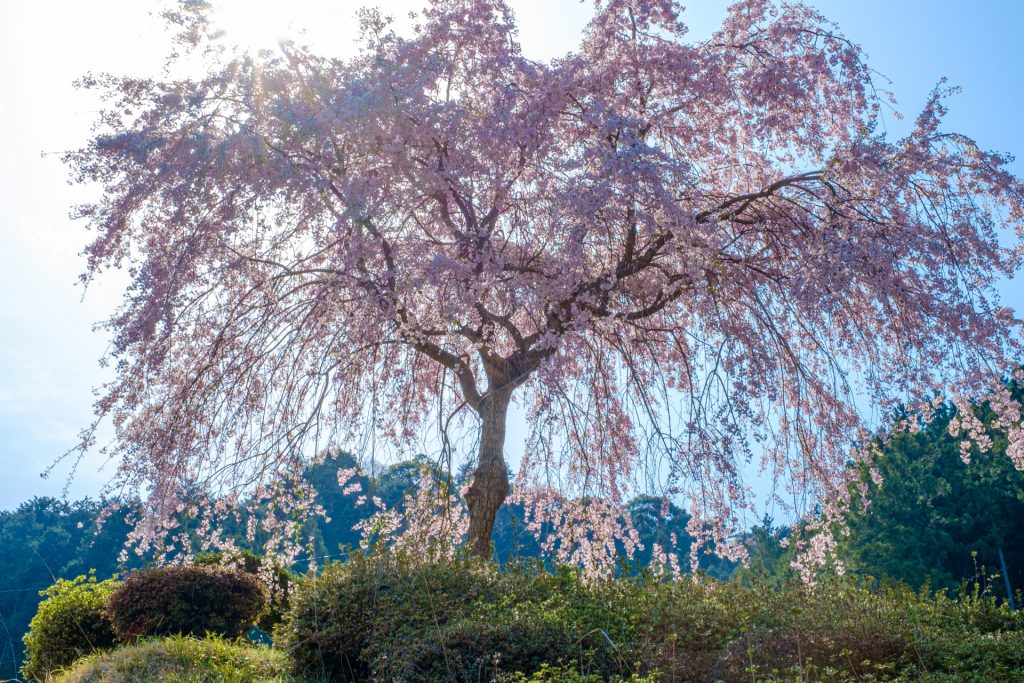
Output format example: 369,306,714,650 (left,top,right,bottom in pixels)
839,399,1024,601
